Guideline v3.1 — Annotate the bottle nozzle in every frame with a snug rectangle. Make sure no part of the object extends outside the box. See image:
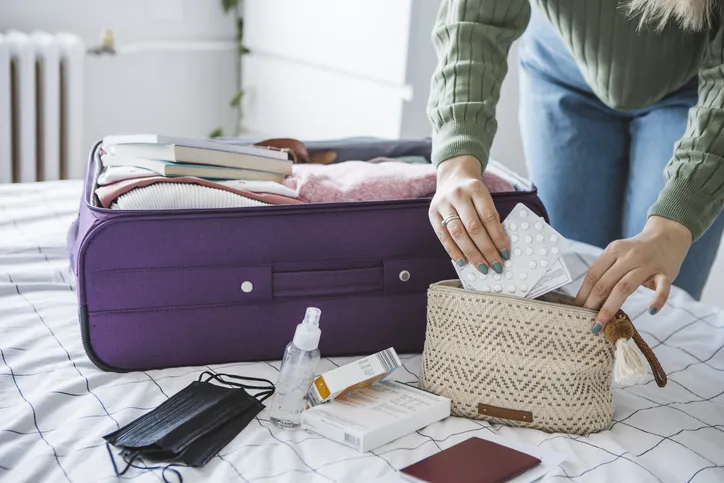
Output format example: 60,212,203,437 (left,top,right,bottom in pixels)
303,307,321,328
293,307,322,351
